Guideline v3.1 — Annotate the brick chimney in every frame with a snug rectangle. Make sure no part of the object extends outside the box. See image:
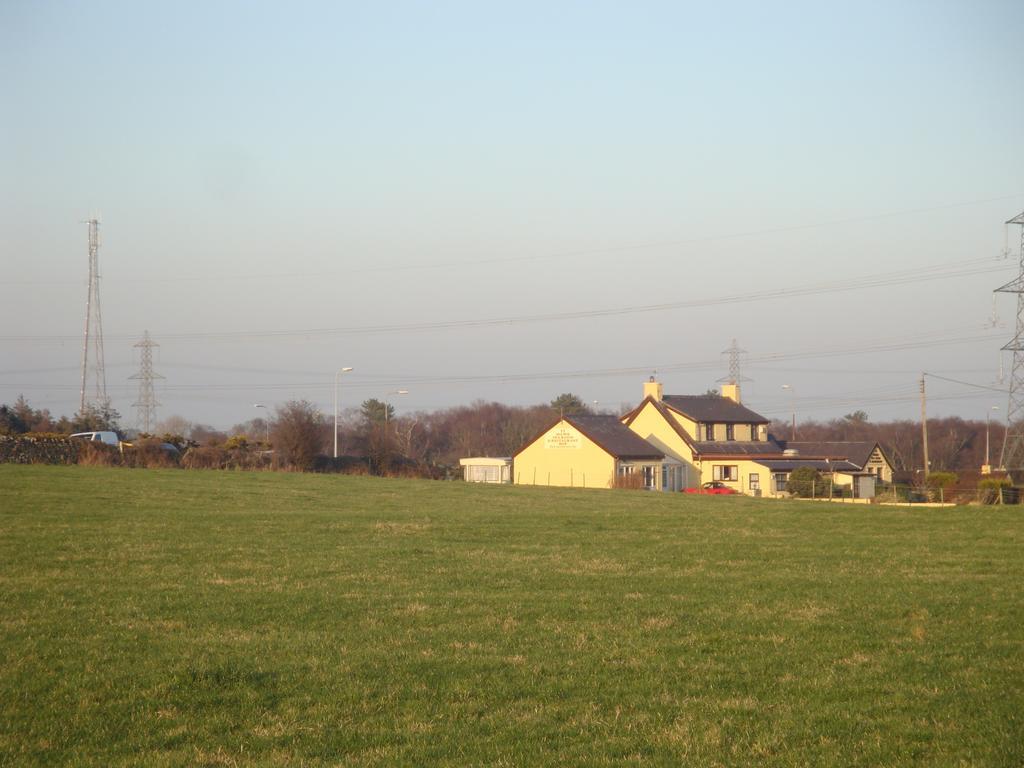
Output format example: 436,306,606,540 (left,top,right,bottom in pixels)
643,376,663,402
721,383,741,403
